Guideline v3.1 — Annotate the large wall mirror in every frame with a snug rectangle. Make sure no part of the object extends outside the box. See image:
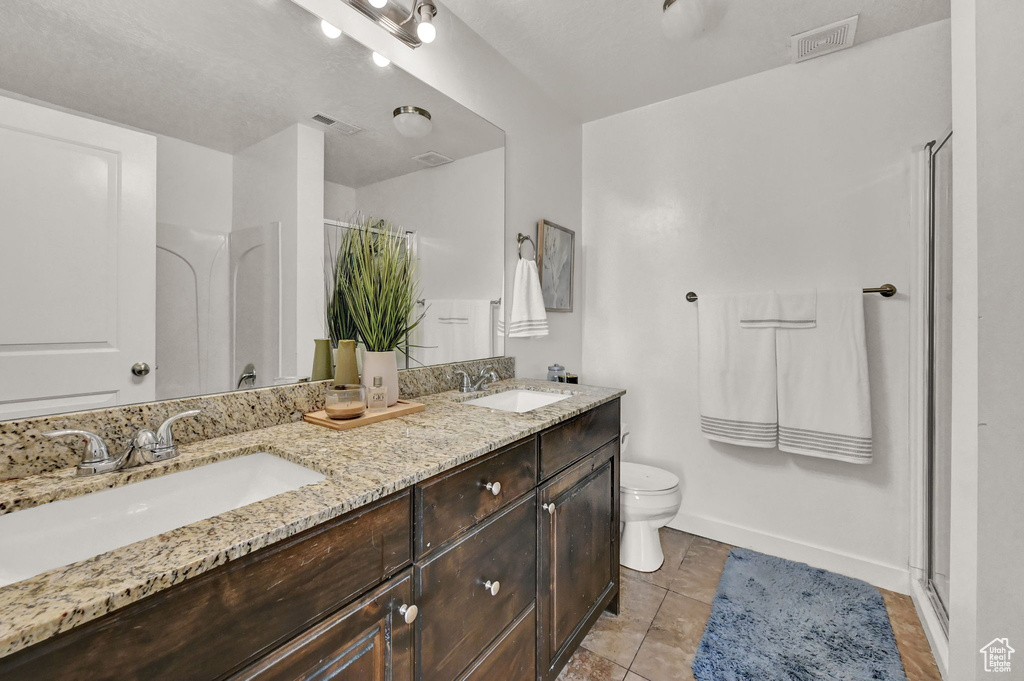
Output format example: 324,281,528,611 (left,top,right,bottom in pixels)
0,0,505,420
